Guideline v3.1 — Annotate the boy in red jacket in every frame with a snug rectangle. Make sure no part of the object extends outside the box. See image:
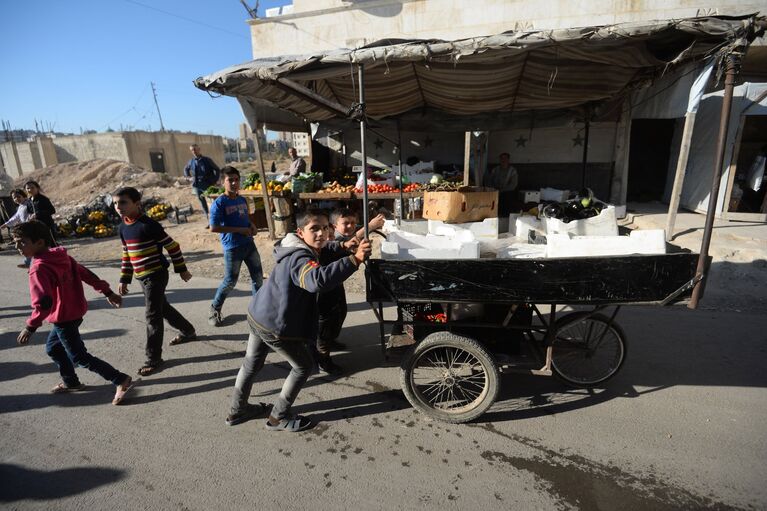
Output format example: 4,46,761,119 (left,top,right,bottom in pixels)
13,221,133,405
